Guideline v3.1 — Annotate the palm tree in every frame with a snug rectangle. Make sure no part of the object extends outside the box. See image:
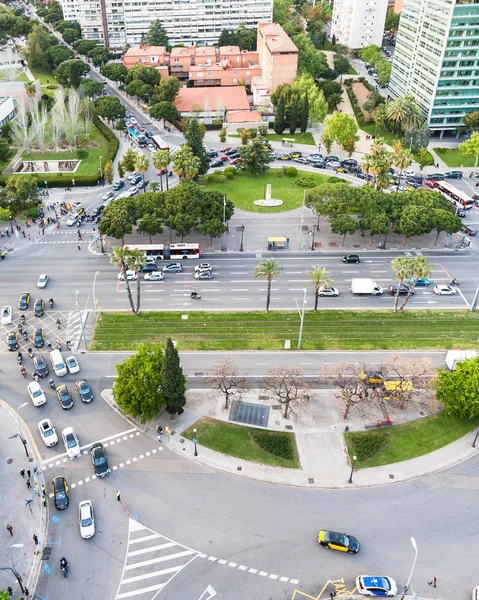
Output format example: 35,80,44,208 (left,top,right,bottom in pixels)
253,258,282,313
173,144,201,181
368,139,393,190
392,140,412,191
134,153,150,191
24,81,36,105
399,256,432,312
305,266,334,311
386,97,408,133
110,247,145,314
391,257,411,313
403,95,424,130
152,149,171,191
360,154,372,183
